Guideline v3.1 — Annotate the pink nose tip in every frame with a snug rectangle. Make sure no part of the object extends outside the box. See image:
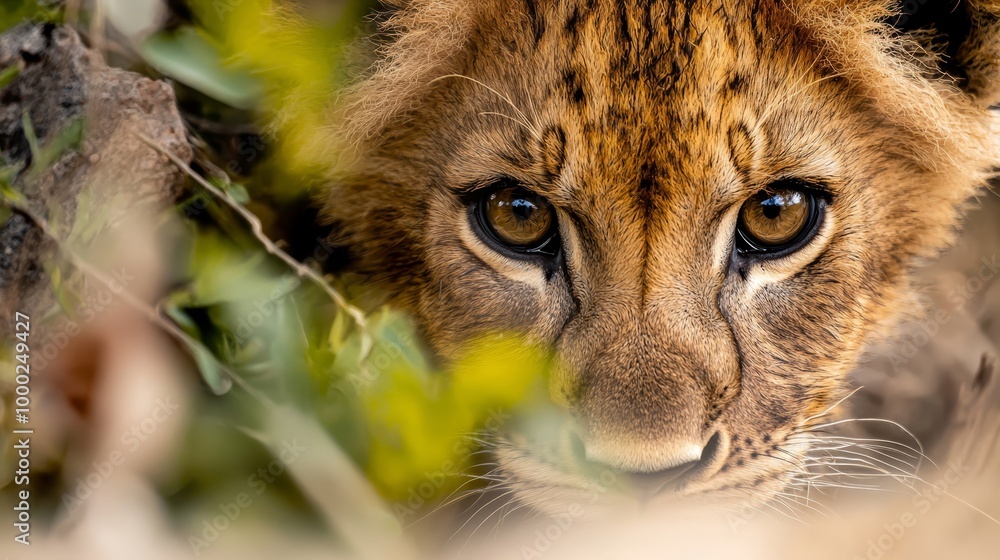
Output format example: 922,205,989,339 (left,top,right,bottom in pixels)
626,432,724,498
583,437,703,474
582,431,725,499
